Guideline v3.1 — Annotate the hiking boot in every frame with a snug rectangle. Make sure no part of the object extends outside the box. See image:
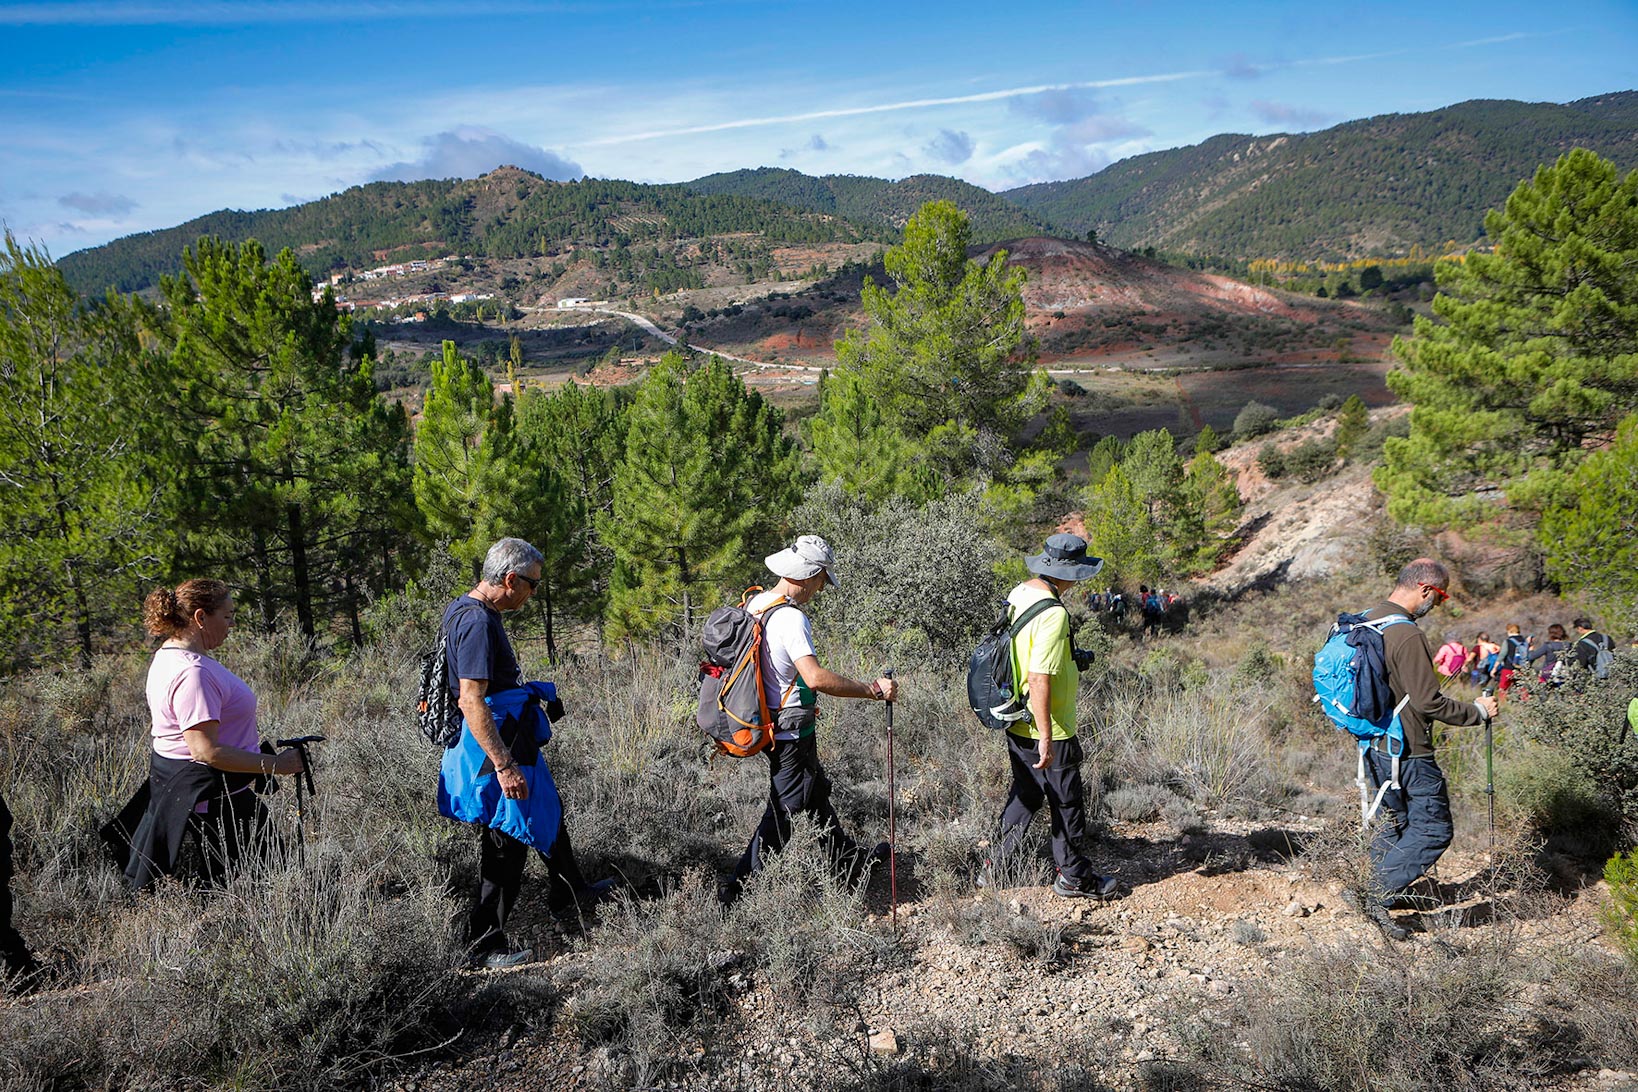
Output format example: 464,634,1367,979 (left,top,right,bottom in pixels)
975,860,995,889
1052,873,1120,900
468,934,535,970
1341,888,1411,941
